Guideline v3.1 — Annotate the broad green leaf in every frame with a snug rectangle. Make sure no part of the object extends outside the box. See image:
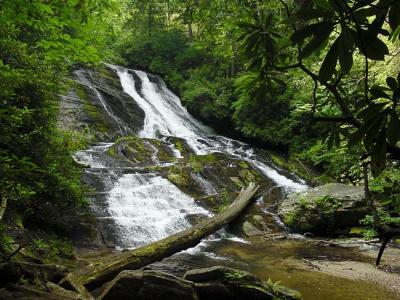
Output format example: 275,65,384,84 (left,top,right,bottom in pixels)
337,30,353,74
387,112,400,145
386,77,398,91
357,30,389,60
291,22,333,44
389,25,400,42
319,40,338,82
334,129,341,147
357,102,387,120
348,126,368,147
389,1,400,31
364,114,387,149
370,86,391,100
371,130,387,176
301,24,334,57
327,130,334,149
